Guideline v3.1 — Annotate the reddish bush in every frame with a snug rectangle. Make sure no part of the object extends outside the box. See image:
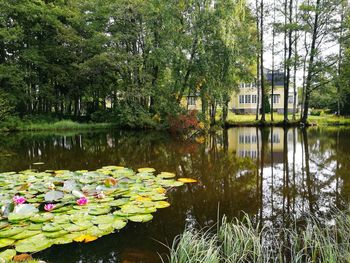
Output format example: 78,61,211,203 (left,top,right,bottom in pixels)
168,110,201,134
